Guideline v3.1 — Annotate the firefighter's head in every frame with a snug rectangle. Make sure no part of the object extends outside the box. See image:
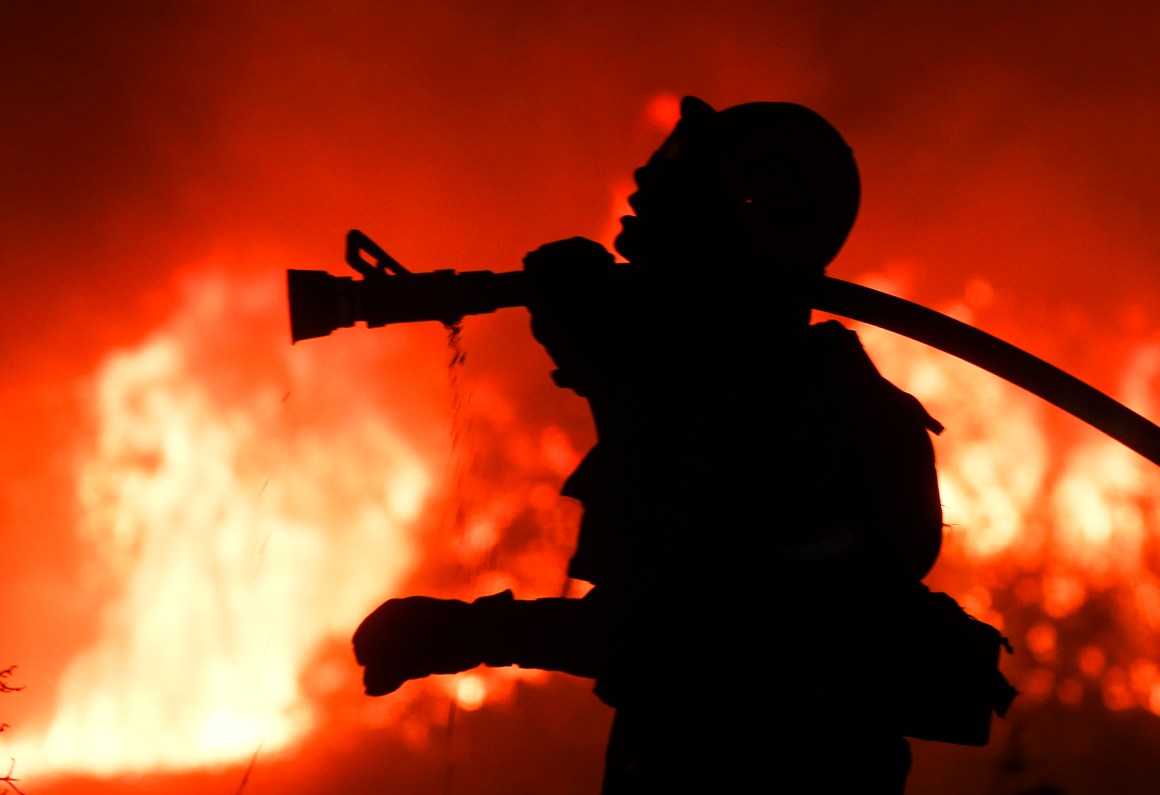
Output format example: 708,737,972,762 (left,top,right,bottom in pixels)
614,96,861,280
